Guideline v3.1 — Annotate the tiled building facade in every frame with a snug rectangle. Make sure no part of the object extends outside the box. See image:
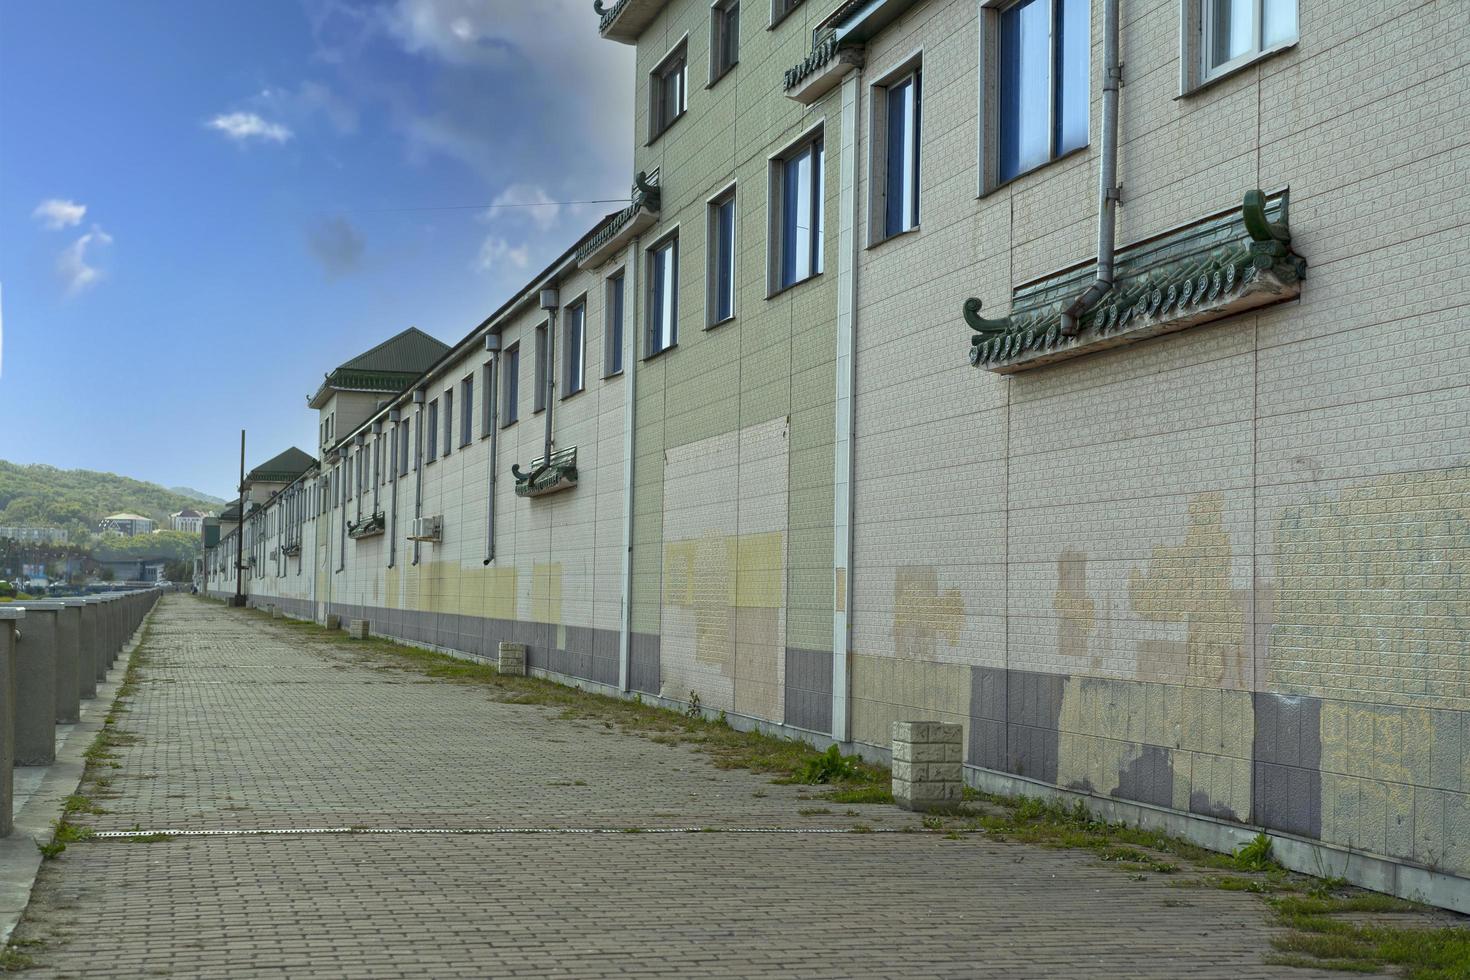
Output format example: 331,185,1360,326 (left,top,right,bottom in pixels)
205,0,1470,909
